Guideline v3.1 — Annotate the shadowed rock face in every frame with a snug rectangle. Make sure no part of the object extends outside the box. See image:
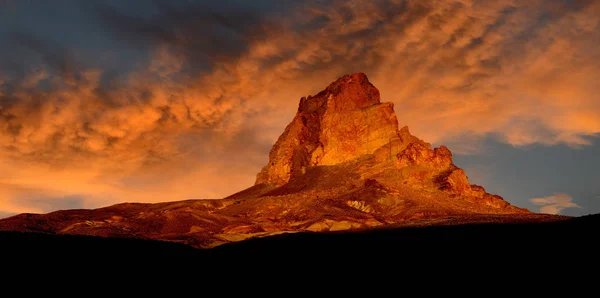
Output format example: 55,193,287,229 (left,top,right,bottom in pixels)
0,73,539,249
